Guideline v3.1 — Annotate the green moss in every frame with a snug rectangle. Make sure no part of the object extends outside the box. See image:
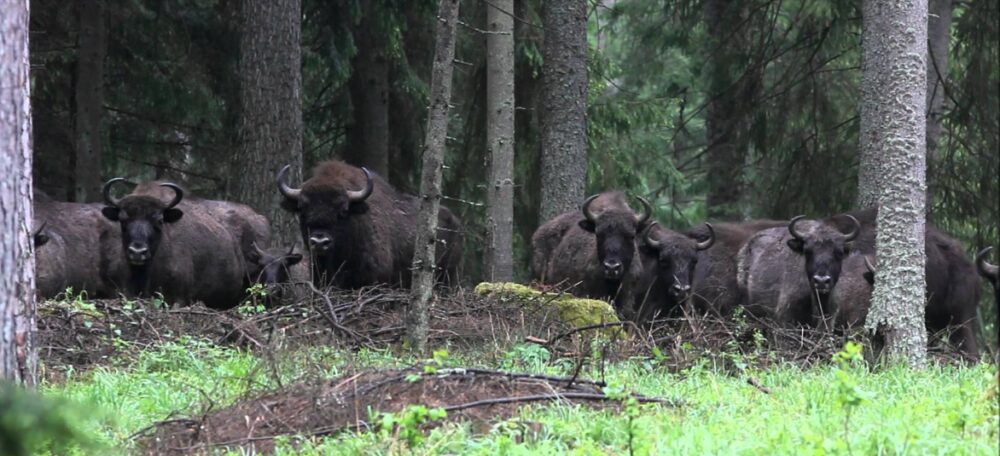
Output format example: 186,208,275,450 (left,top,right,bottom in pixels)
474,282,622,339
